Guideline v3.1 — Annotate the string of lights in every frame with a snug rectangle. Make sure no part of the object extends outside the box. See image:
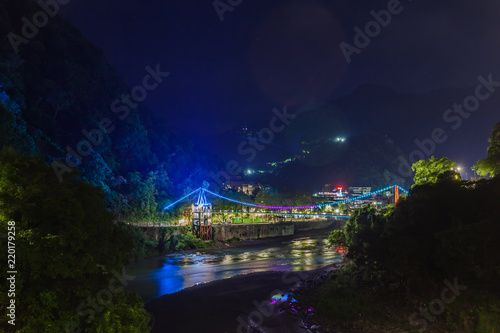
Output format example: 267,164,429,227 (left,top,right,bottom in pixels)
279,213,351,218
163,185,409,211
203,188,318,210
398,186,409,195
195,189,210,206
212,211,351,218
316,185,407,208
163,188,201,210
